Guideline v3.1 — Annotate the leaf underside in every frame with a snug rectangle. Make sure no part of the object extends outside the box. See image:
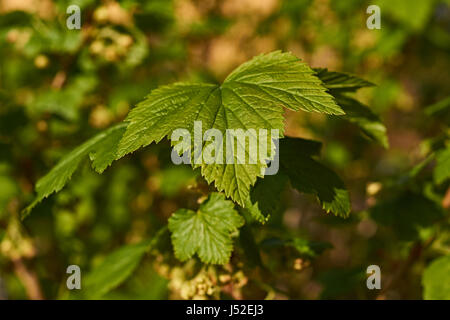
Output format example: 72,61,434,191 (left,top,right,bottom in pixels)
25,51,360,217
